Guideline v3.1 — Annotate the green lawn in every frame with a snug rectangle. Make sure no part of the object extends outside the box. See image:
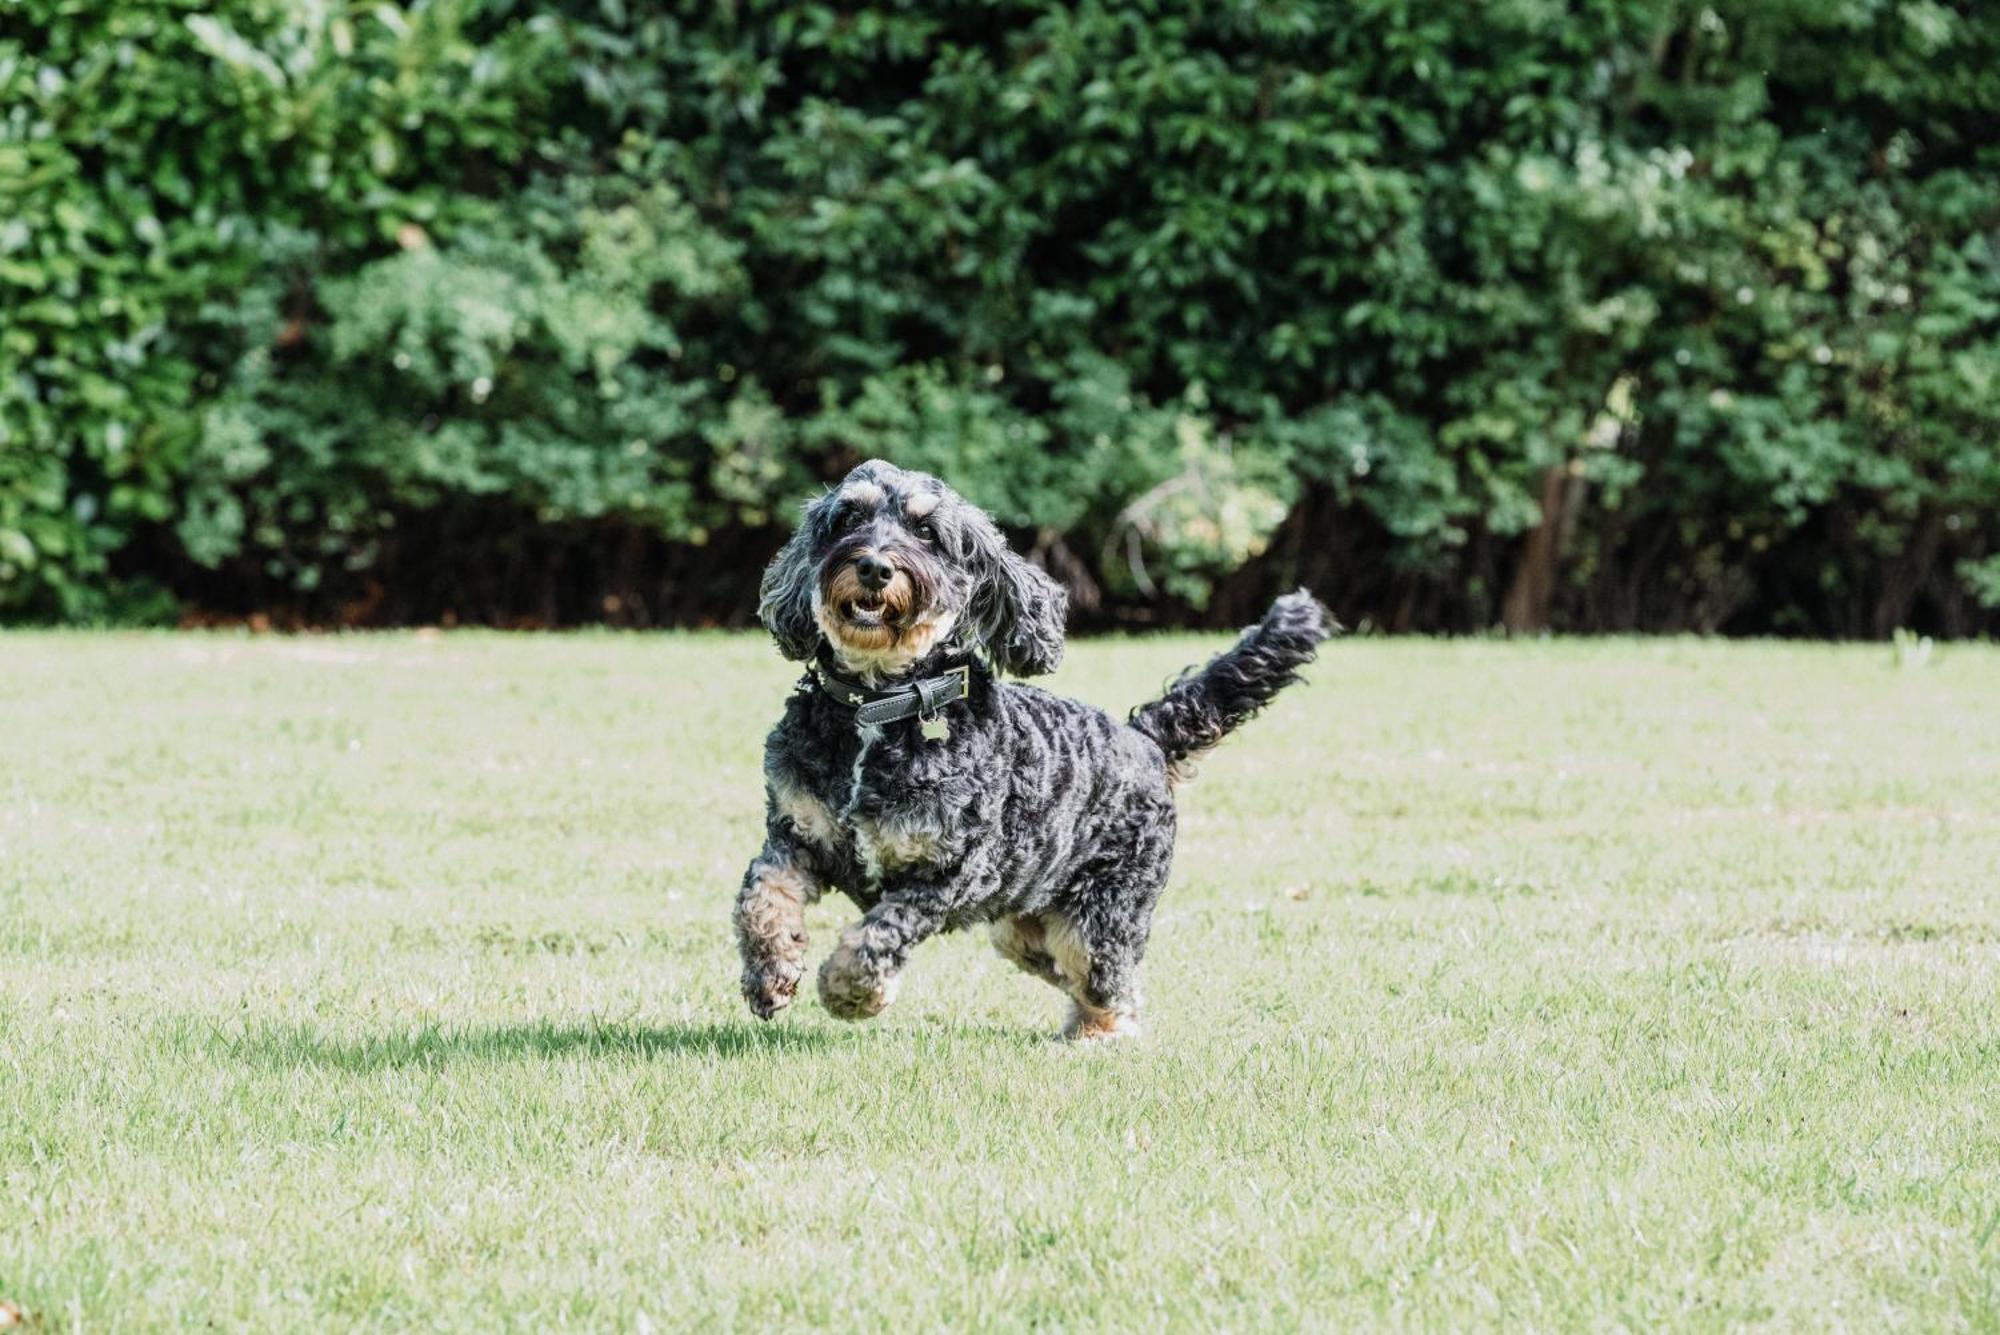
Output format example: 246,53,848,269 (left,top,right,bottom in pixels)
3,632,1998,1330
